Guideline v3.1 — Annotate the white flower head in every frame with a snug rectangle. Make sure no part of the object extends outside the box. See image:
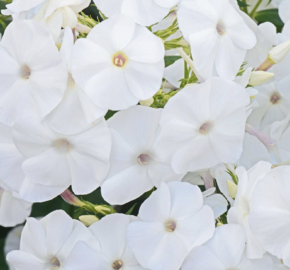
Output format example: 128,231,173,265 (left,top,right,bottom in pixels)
66,214,145,270
101,106,184,205
0,20,67,126
157,77,250,173
6,210,98,270
71,14,165,111
2,0,91,41
247,82,290,130
177,0,257,80
182,224,273,270
12,117,111,202
249,165,290,267
93,0,179,26
46,27,107,135
126,181,215,270
228,161,272,259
